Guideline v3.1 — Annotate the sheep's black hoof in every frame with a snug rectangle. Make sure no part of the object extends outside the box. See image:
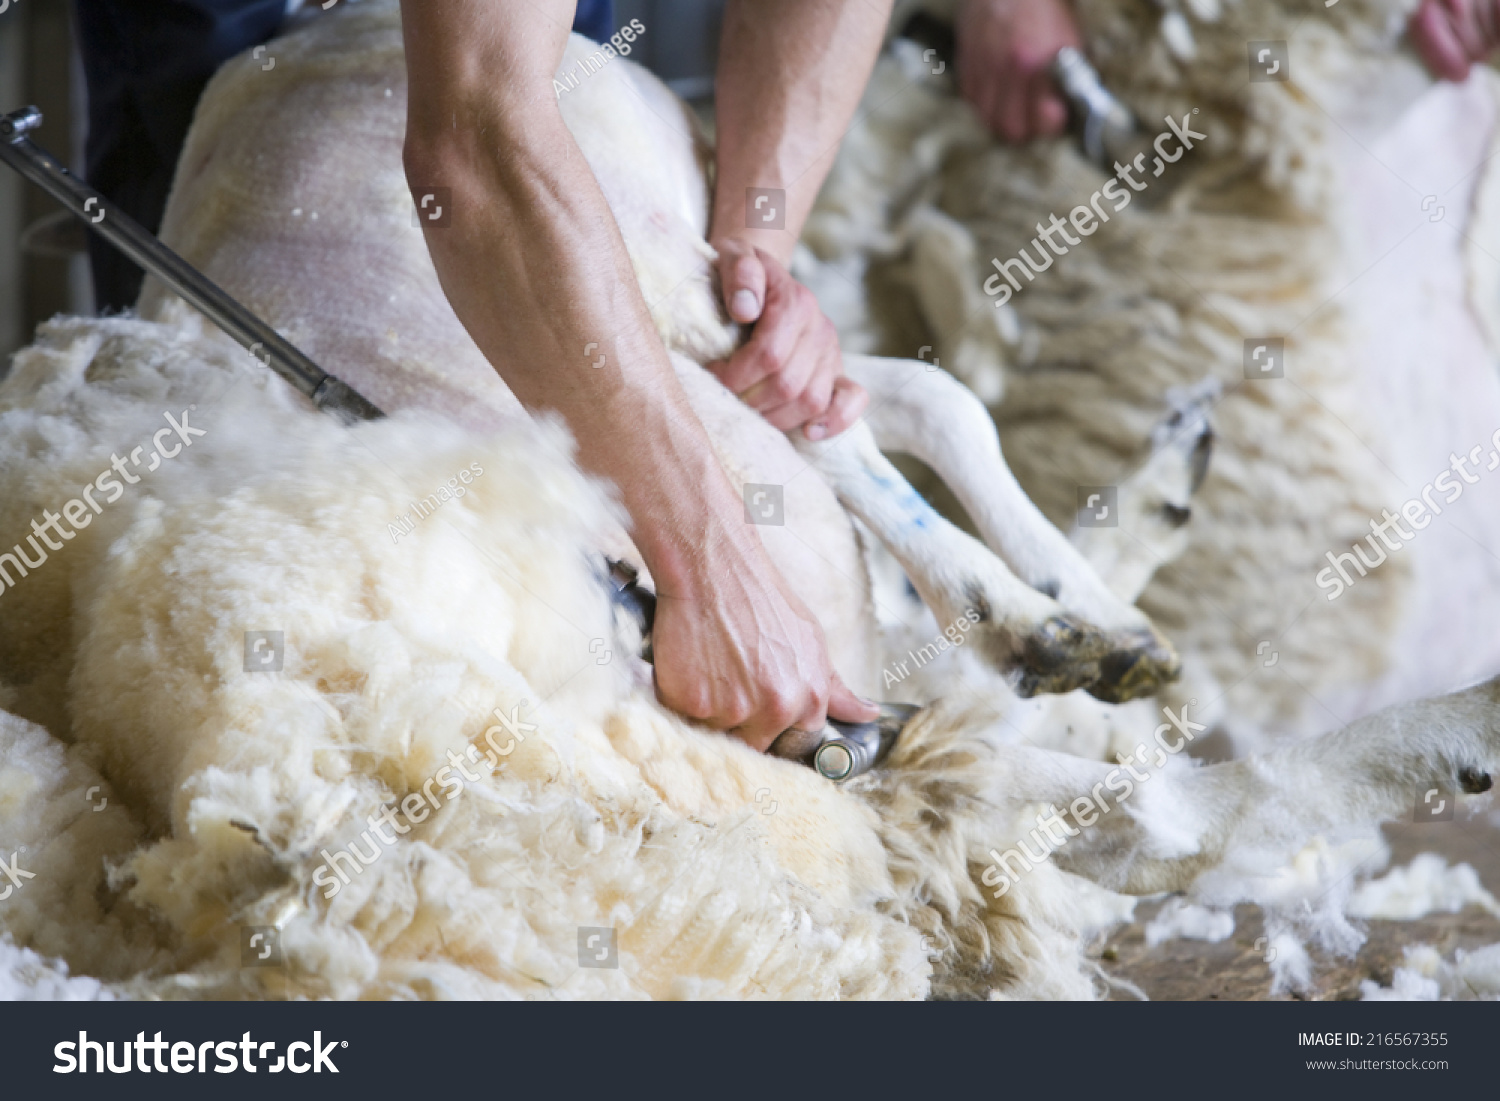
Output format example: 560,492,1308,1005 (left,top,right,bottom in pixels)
1459,767,1493,795
1011,615,1109,697
1086,627,1181,705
